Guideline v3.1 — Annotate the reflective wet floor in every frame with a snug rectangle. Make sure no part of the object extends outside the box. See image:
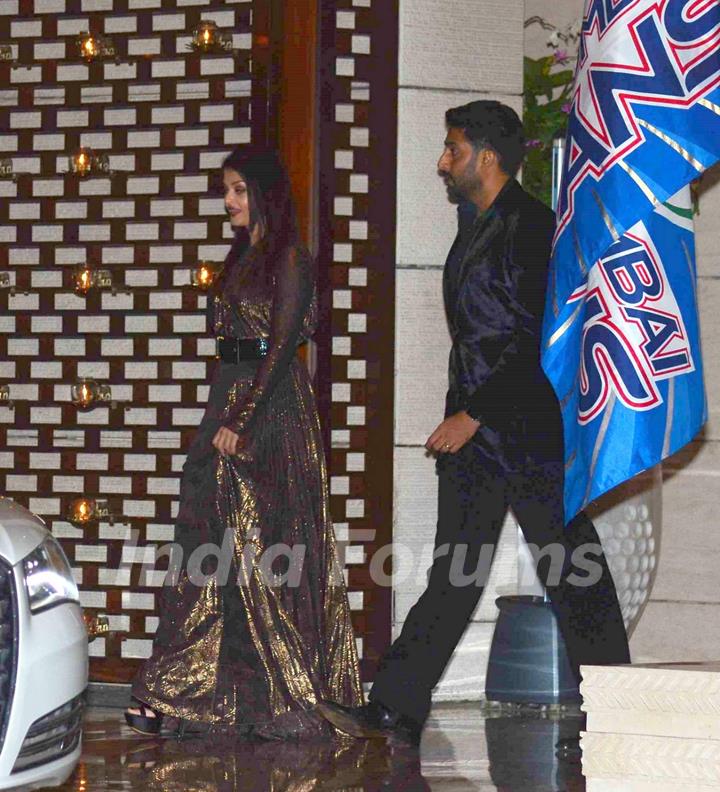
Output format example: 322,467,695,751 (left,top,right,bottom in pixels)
52,703,587,791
